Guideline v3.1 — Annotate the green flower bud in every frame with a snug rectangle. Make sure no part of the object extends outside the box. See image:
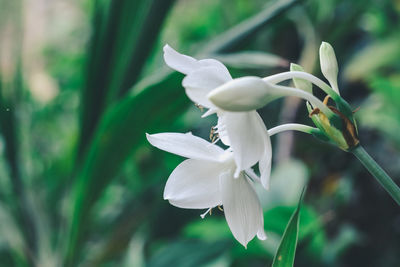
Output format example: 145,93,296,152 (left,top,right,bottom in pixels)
290,63,312,94
307,101,359,151
319,42,339,94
